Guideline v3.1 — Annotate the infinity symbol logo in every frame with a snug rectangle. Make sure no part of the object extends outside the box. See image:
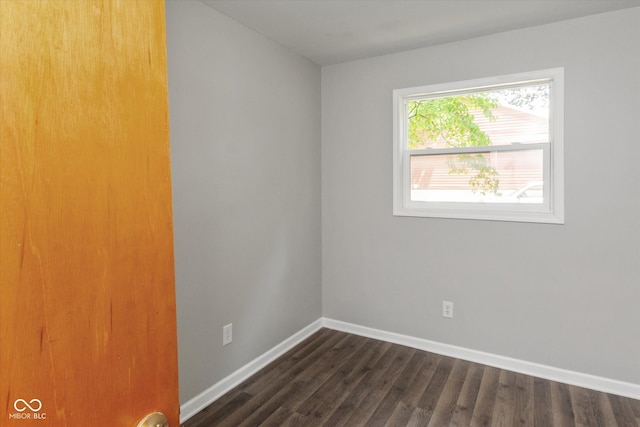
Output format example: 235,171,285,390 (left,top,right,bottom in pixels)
14,398,42,412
